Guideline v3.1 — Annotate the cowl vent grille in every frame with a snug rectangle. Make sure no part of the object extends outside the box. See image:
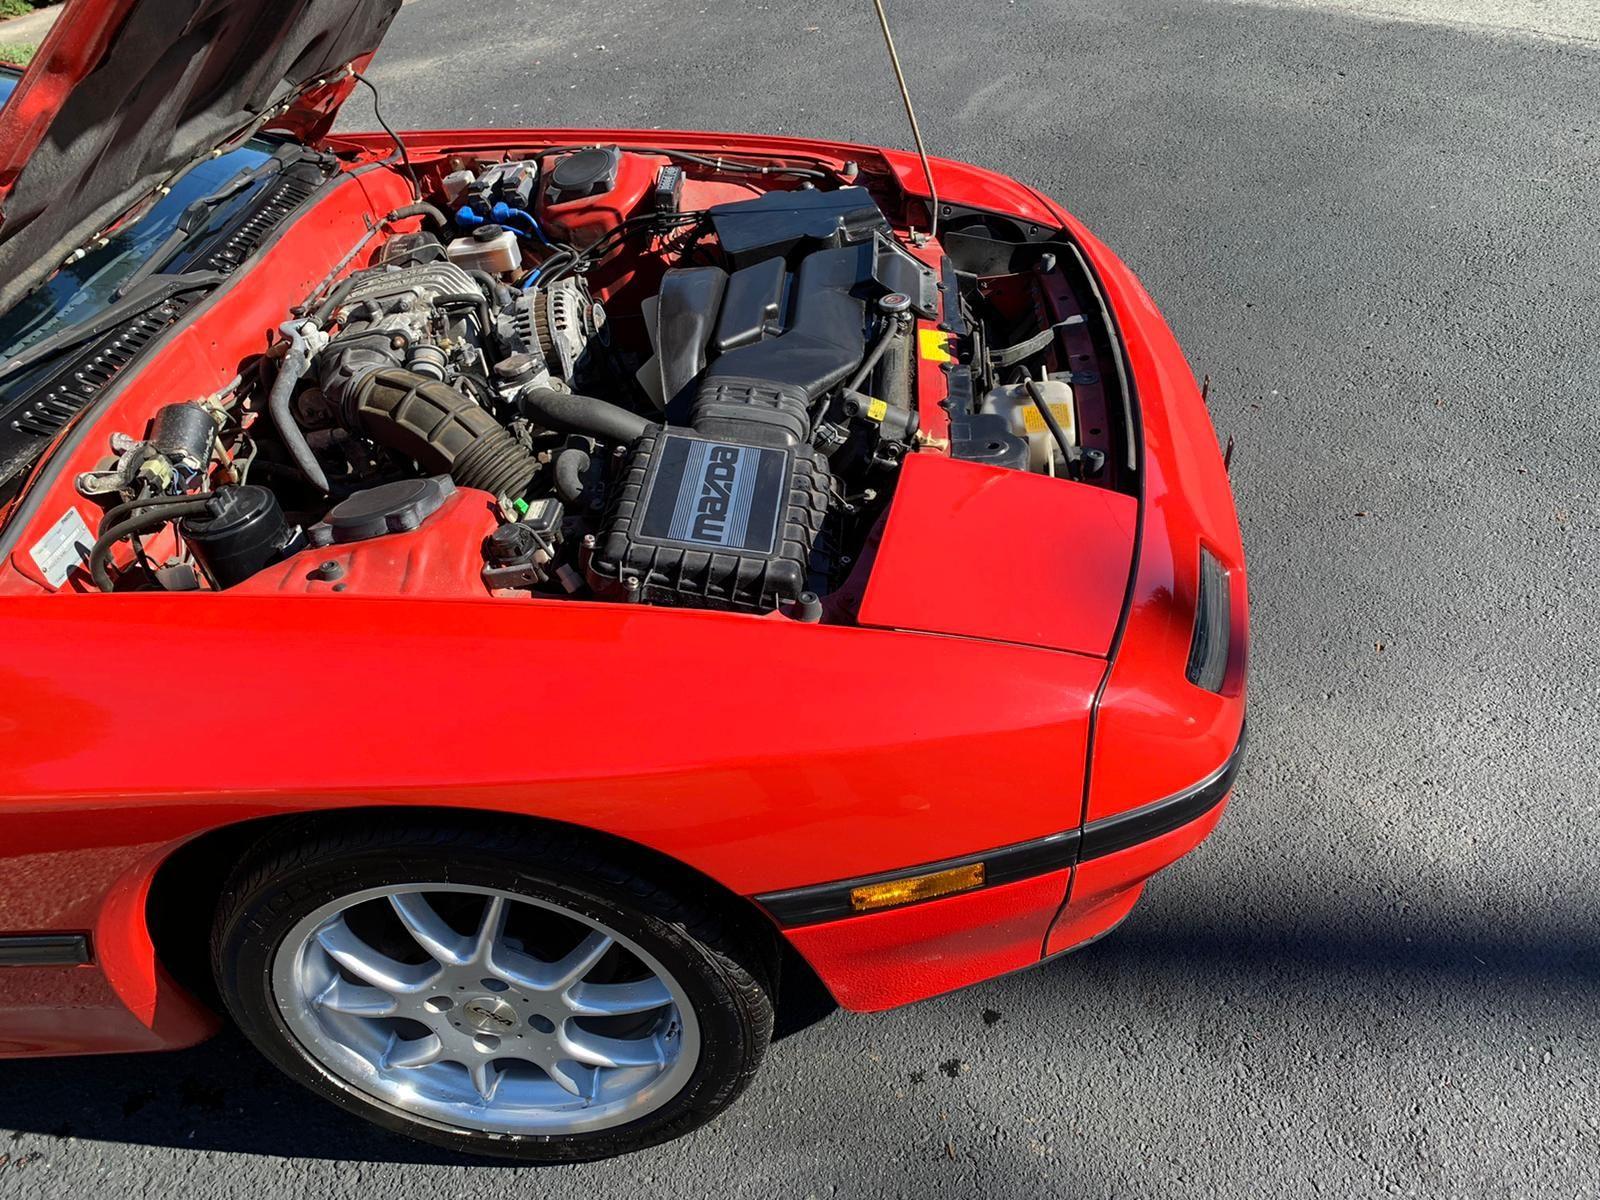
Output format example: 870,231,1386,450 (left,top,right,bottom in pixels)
0,159,330,488
192,171,322,273
8,296,200,439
